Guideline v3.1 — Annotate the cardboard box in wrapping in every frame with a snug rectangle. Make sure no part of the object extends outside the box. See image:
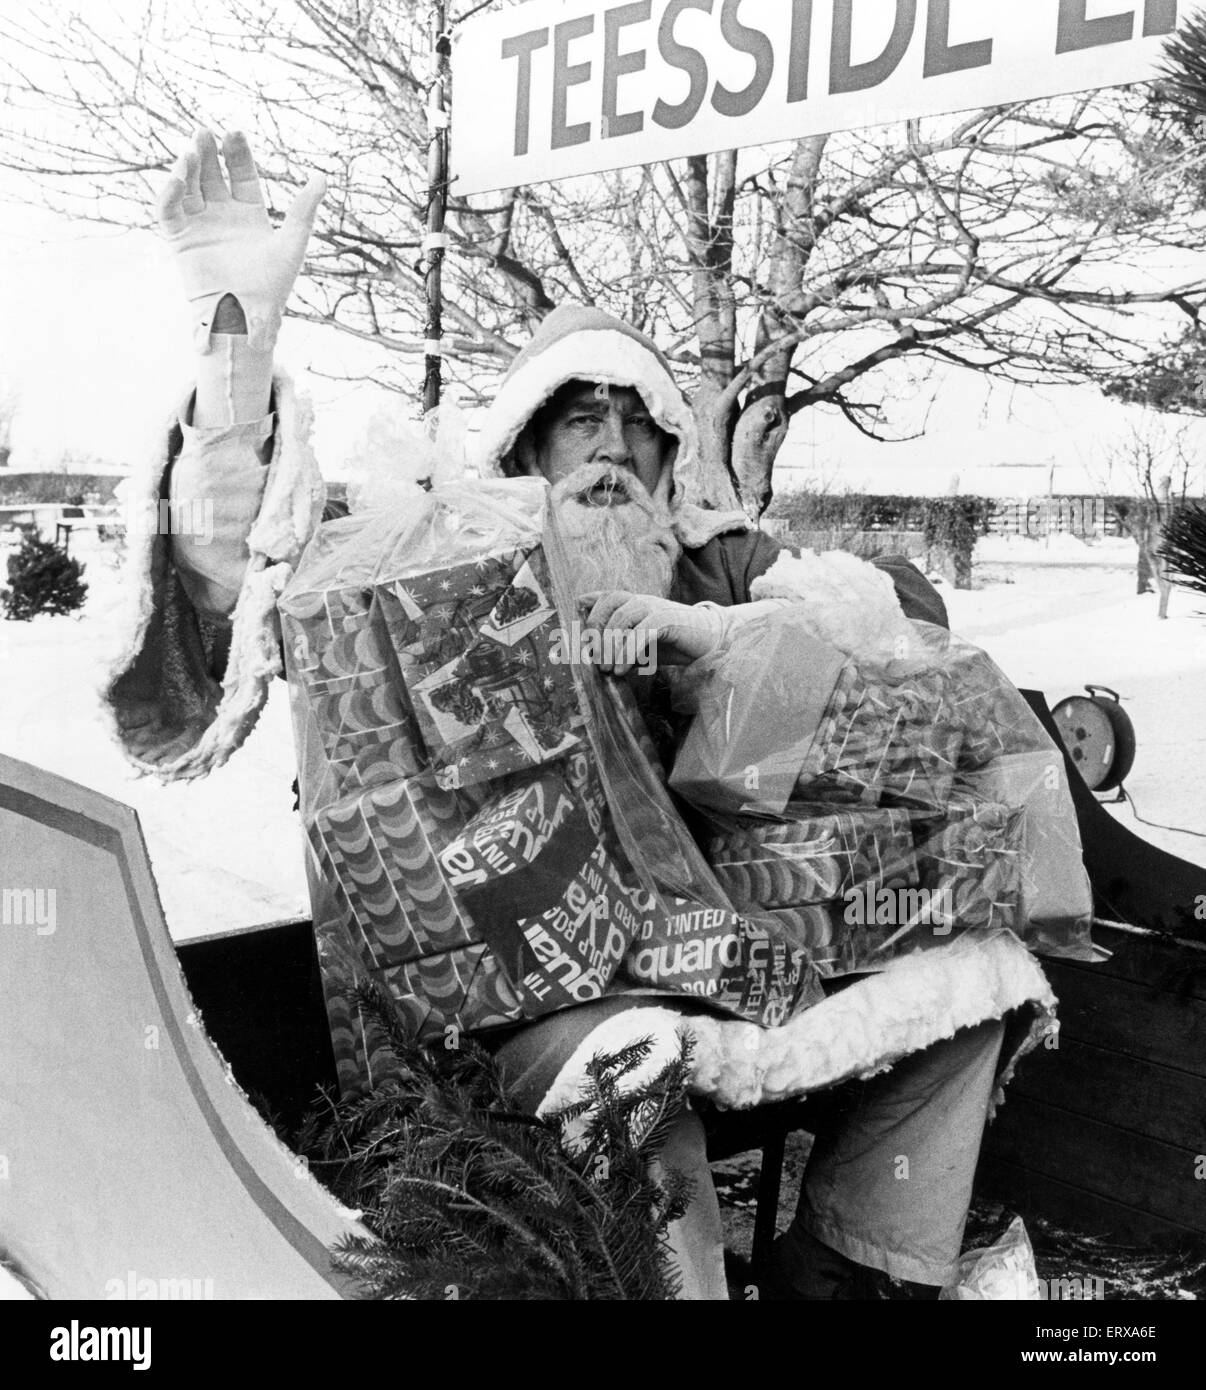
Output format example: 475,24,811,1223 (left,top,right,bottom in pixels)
955,755,1099,958
671,614,964,818
795,663,962,813
700,799,1024,977
305,751,654,1044
948,647,1054,770
280,582,426,801
913,796,1024,935
701,806,917,909
620,903,824,1028
438,755,643,1012
305,771,528,1046
377,546,584,792
309,773,484,969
